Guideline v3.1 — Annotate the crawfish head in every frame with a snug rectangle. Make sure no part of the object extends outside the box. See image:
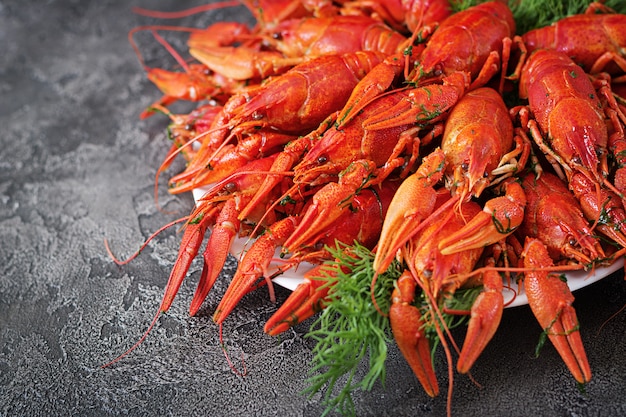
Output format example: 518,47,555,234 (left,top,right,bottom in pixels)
293,90,414,185
441,86,514,199
518,171,605,266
